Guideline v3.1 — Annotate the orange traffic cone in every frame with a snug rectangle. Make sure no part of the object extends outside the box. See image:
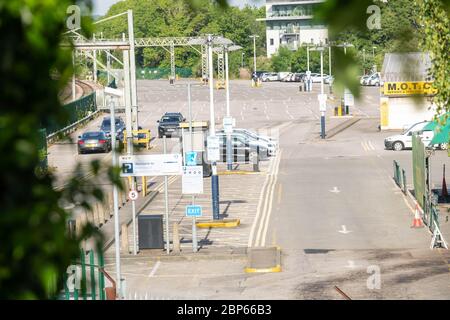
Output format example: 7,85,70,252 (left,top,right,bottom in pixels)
411,204,424,228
